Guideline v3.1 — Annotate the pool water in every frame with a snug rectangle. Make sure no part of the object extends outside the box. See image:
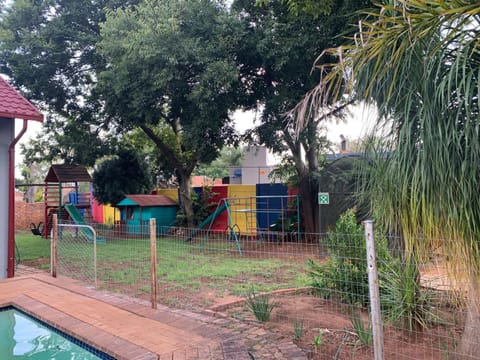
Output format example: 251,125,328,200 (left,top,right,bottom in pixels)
0,307,114,359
